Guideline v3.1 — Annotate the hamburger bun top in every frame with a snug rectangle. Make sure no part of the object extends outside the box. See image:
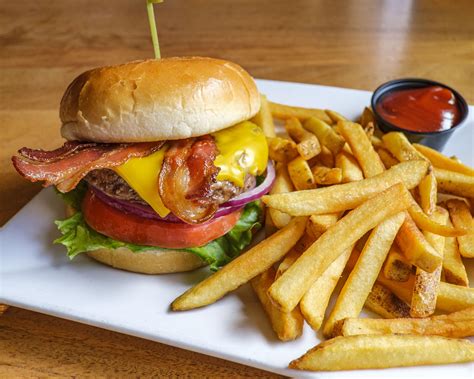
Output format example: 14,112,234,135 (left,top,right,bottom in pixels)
60,57,261,143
